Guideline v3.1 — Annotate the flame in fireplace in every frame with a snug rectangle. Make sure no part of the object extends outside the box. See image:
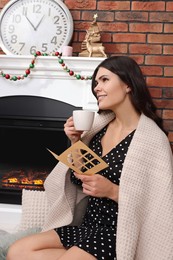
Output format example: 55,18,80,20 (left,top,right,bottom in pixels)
1,169,47,190
7,177,18,183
